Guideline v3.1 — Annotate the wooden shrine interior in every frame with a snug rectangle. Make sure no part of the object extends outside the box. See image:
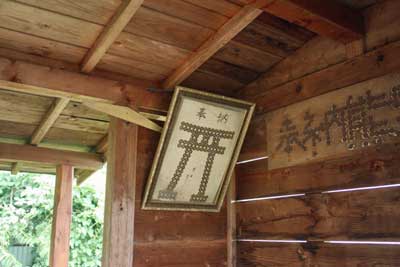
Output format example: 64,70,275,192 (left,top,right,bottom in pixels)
0,0,399,266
